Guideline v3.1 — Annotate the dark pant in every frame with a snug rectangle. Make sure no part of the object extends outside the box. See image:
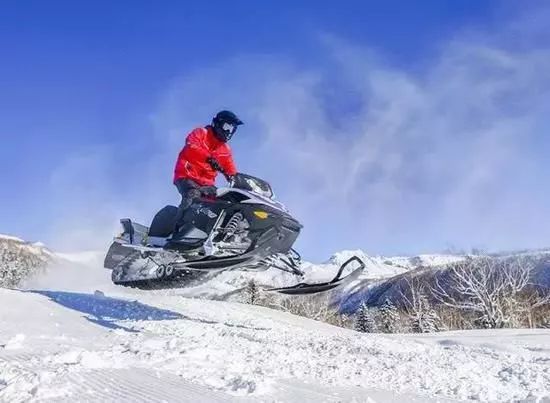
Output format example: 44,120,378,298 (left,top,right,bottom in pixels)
173,179,216,231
